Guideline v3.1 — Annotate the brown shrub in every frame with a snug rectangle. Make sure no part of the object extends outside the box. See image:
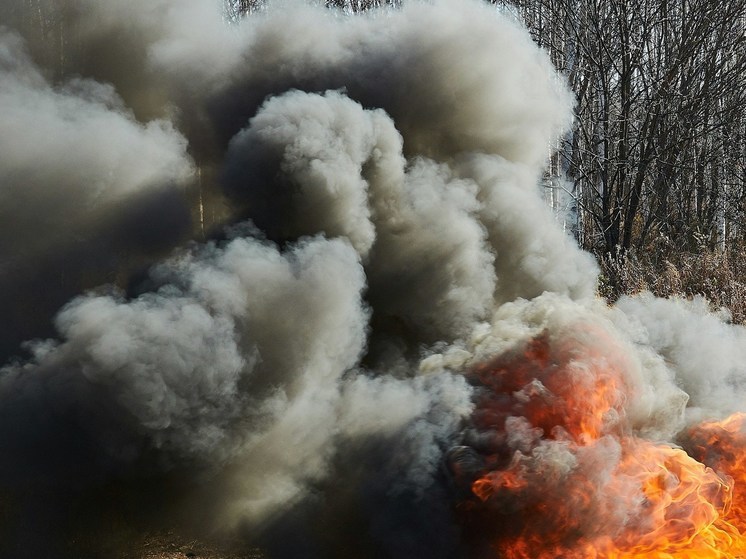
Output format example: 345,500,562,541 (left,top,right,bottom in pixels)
598,237,746,324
